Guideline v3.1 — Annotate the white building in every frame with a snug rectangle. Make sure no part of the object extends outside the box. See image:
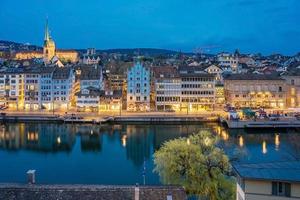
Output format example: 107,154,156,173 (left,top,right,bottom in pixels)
217,53,239,73
0,68,25,110
80,48,101,65
52,67,75,110
40,67,55,110
76,87,100,112
127,62,150,111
